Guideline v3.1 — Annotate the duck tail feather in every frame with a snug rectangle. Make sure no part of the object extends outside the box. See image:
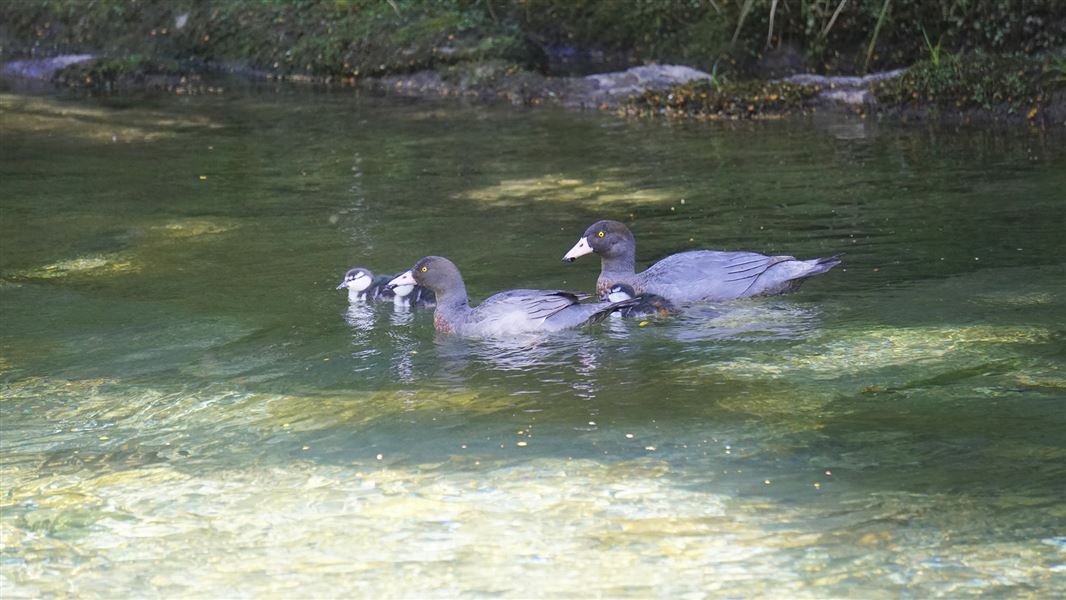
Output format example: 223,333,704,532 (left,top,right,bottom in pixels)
807,254,843,275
